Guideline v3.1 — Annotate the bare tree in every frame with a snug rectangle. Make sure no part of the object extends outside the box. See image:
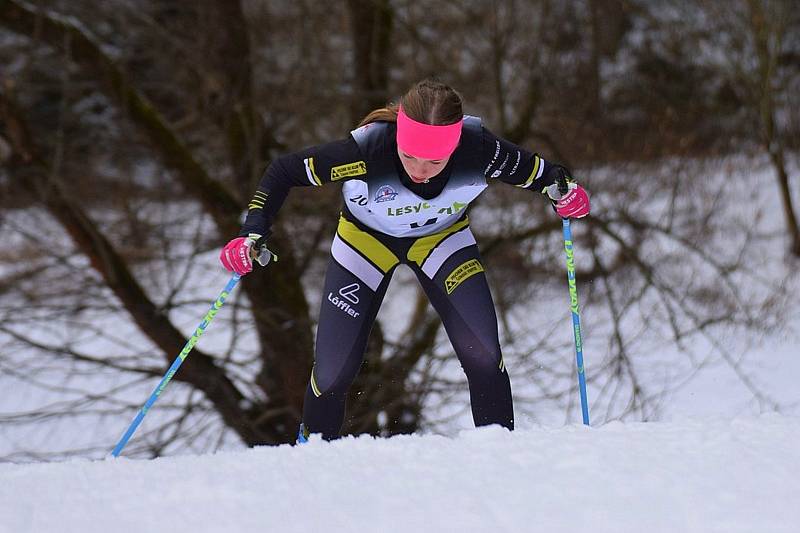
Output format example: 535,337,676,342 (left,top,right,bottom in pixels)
744,0,800,255
671,0,800,255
